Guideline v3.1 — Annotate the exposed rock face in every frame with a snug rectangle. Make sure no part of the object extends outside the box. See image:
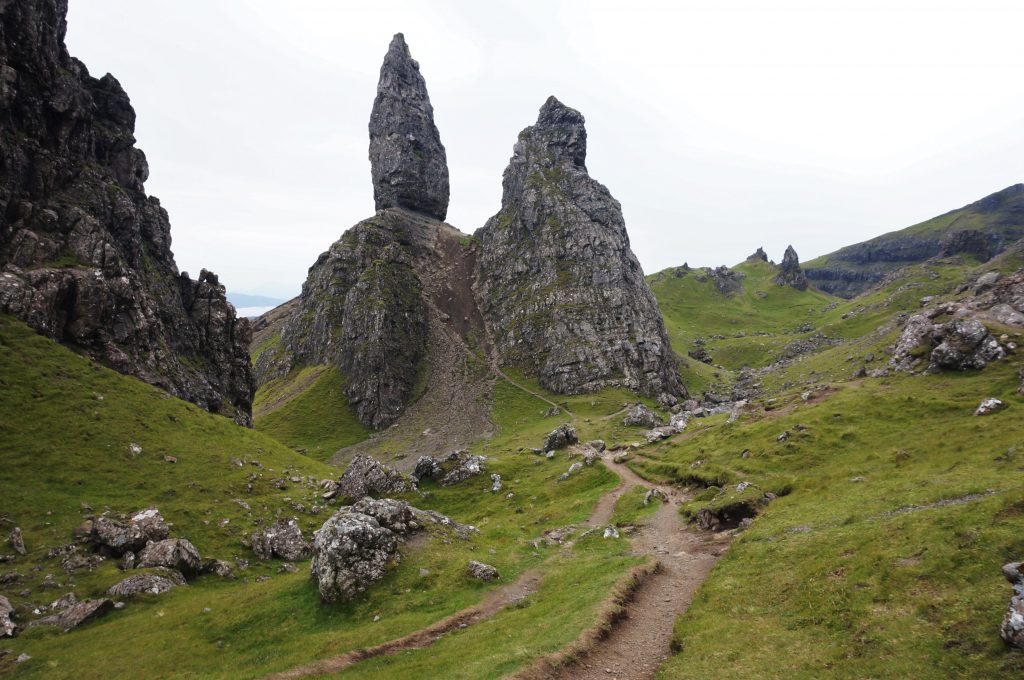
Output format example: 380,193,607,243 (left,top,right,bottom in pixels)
774,246,808,290
623,402,663,428
891,313,1005,373
350,497,419,534
695,265,744,295
474,97,685,401
746,247,769,263
0,0,254,425
805,185,1024,298
336,455,410,501
369,34,449,220
250,518,311,562
29,598,112,632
